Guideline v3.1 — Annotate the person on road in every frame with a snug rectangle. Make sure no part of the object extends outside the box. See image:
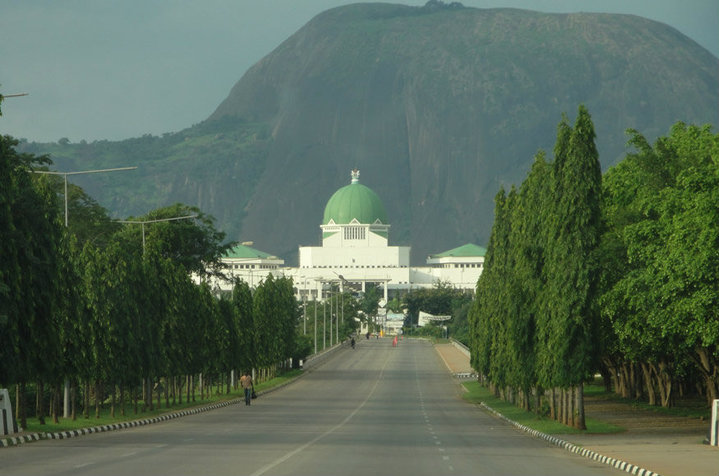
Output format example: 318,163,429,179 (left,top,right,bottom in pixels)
351,337,355,349
240,371,253,406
